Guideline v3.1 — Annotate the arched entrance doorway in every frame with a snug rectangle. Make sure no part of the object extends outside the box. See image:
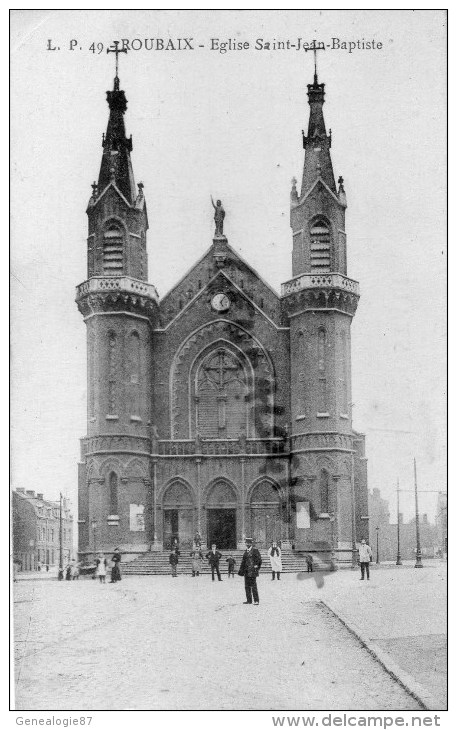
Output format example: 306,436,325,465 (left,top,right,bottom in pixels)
206,481,237,550
250,480,282,548
162,481,194,550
